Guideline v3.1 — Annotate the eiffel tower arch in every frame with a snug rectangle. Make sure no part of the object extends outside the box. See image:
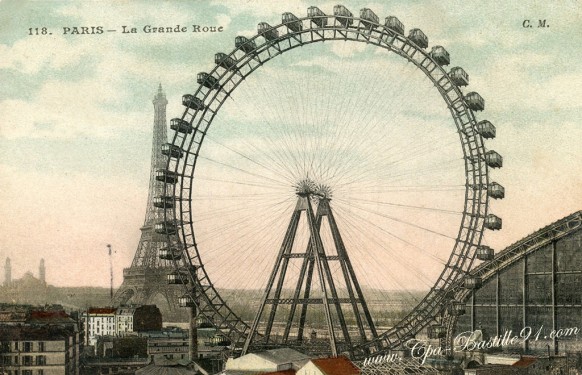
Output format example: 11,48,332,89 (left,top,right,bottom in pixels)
113,84,185,321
